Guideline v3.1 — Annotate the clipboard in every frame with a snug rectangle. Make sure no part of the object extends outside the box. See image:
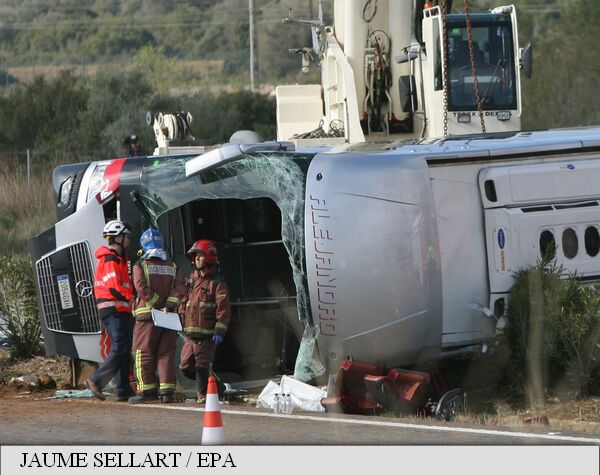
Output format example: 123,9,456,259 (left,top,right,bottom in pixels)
151,308,183,331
